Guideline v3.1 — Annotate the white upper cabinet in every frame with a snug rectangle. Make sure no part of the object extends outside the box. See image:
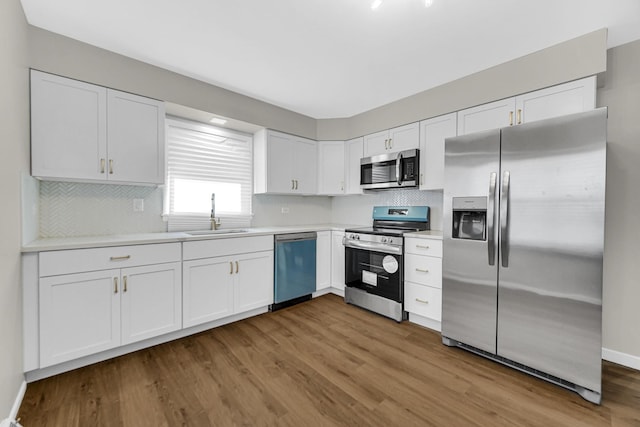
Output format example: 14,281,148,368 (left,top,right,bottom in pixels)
317,141,345,195
457,76,597,136
31,70,108,181
30,70,165,185
514,76,596,124
363,122,419,157
344,137,364,195
419,113,457,190
457,98,516,136
254,129,318,195
106,90,165,184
